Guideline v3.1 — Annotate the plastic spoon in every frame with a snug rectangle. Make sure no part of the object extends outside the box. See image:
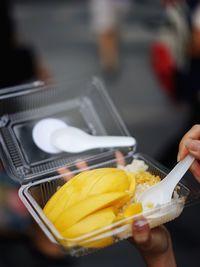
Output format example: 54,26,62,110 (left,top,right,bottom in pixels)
137,155,194,208
51,126,136,153
32,118,68,154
